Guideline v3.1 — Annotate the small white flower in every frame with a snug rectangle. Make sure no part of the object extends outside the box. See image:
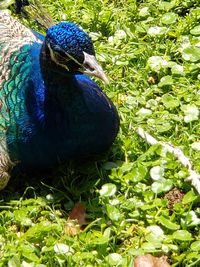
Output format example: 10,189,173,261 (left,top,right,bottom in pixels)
191,142,200,151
